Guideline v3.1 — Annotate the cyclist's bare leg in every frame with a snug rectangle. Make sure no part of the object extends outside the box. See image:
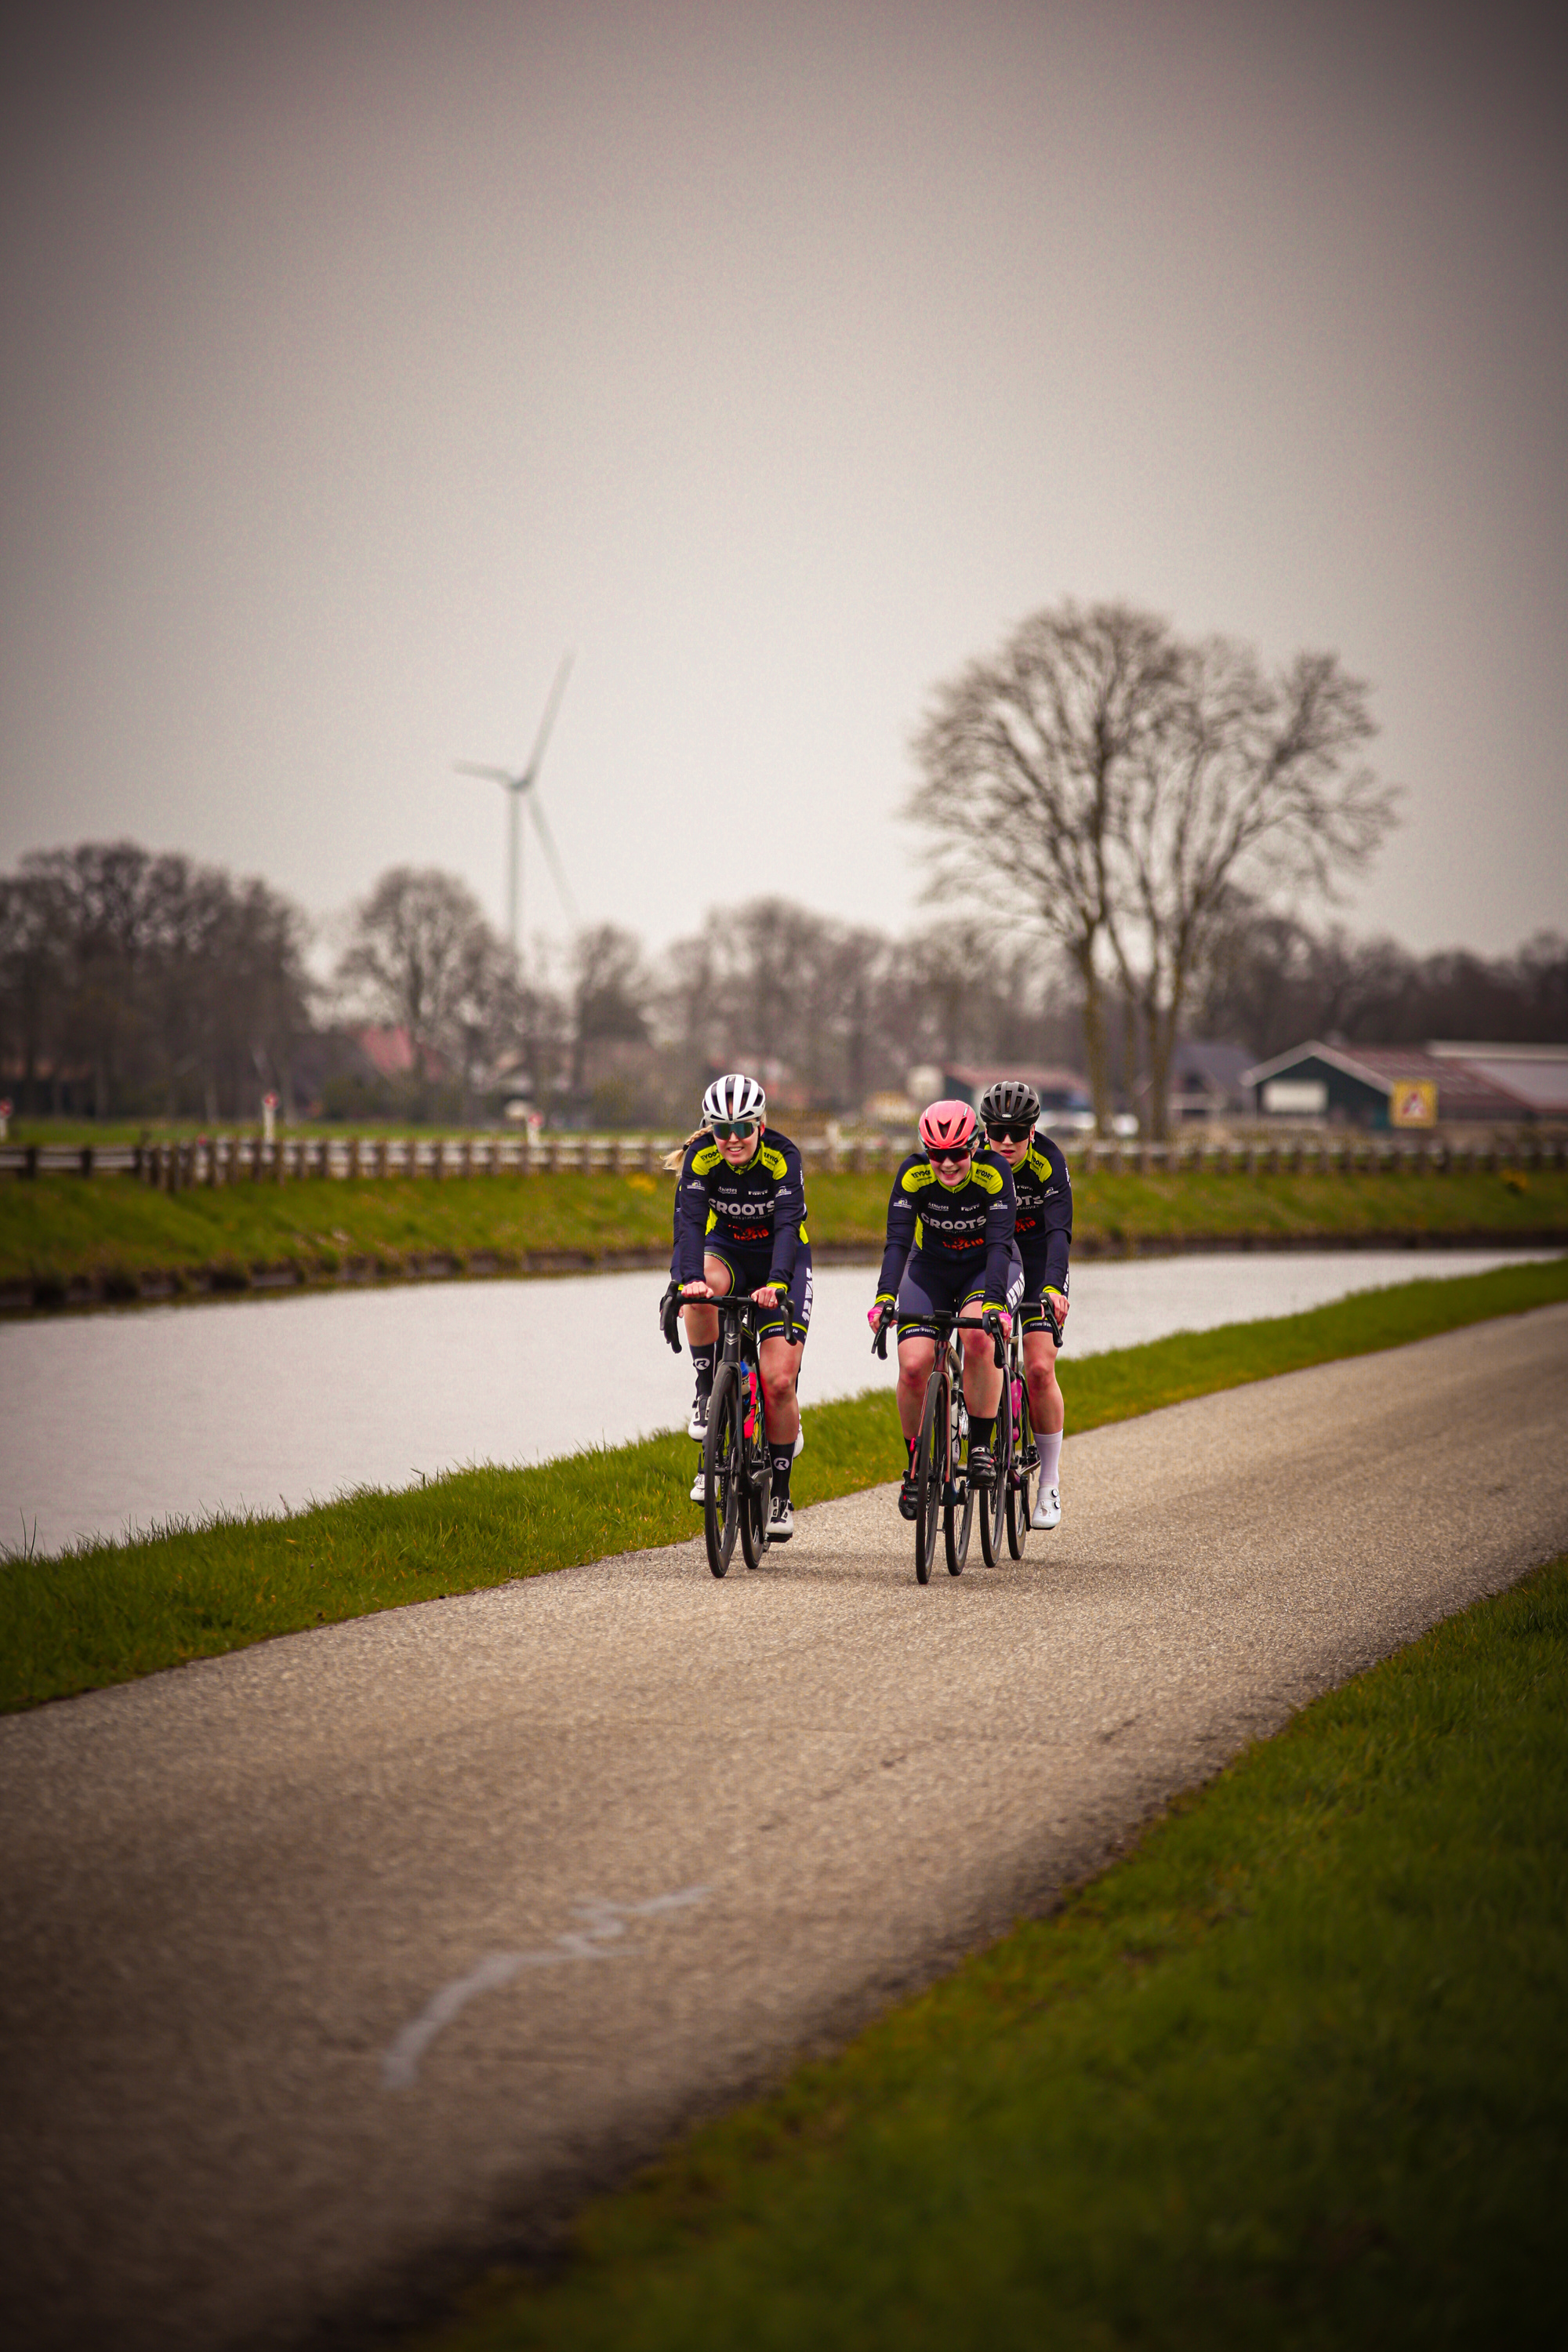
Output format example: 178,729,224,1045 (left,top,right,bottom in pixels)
679,1251,732,1349
1023,1328,1064,1436
758,1332,803,1445
960,1324,1003,1420
895,1334,936,1446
